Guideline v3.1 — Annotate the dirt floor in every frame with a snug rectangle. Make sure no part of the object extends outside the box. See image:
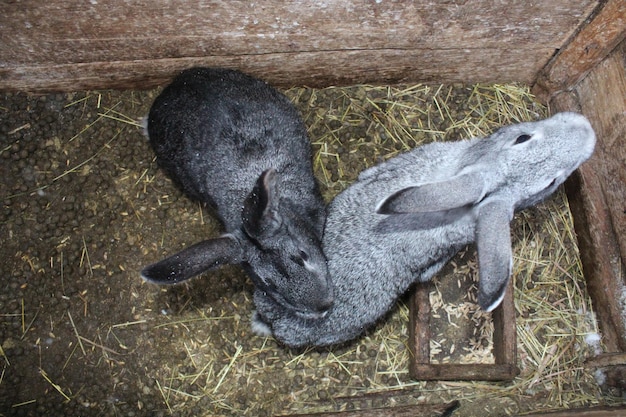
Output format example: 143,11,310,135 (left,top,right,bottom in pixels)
0,84,623,416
